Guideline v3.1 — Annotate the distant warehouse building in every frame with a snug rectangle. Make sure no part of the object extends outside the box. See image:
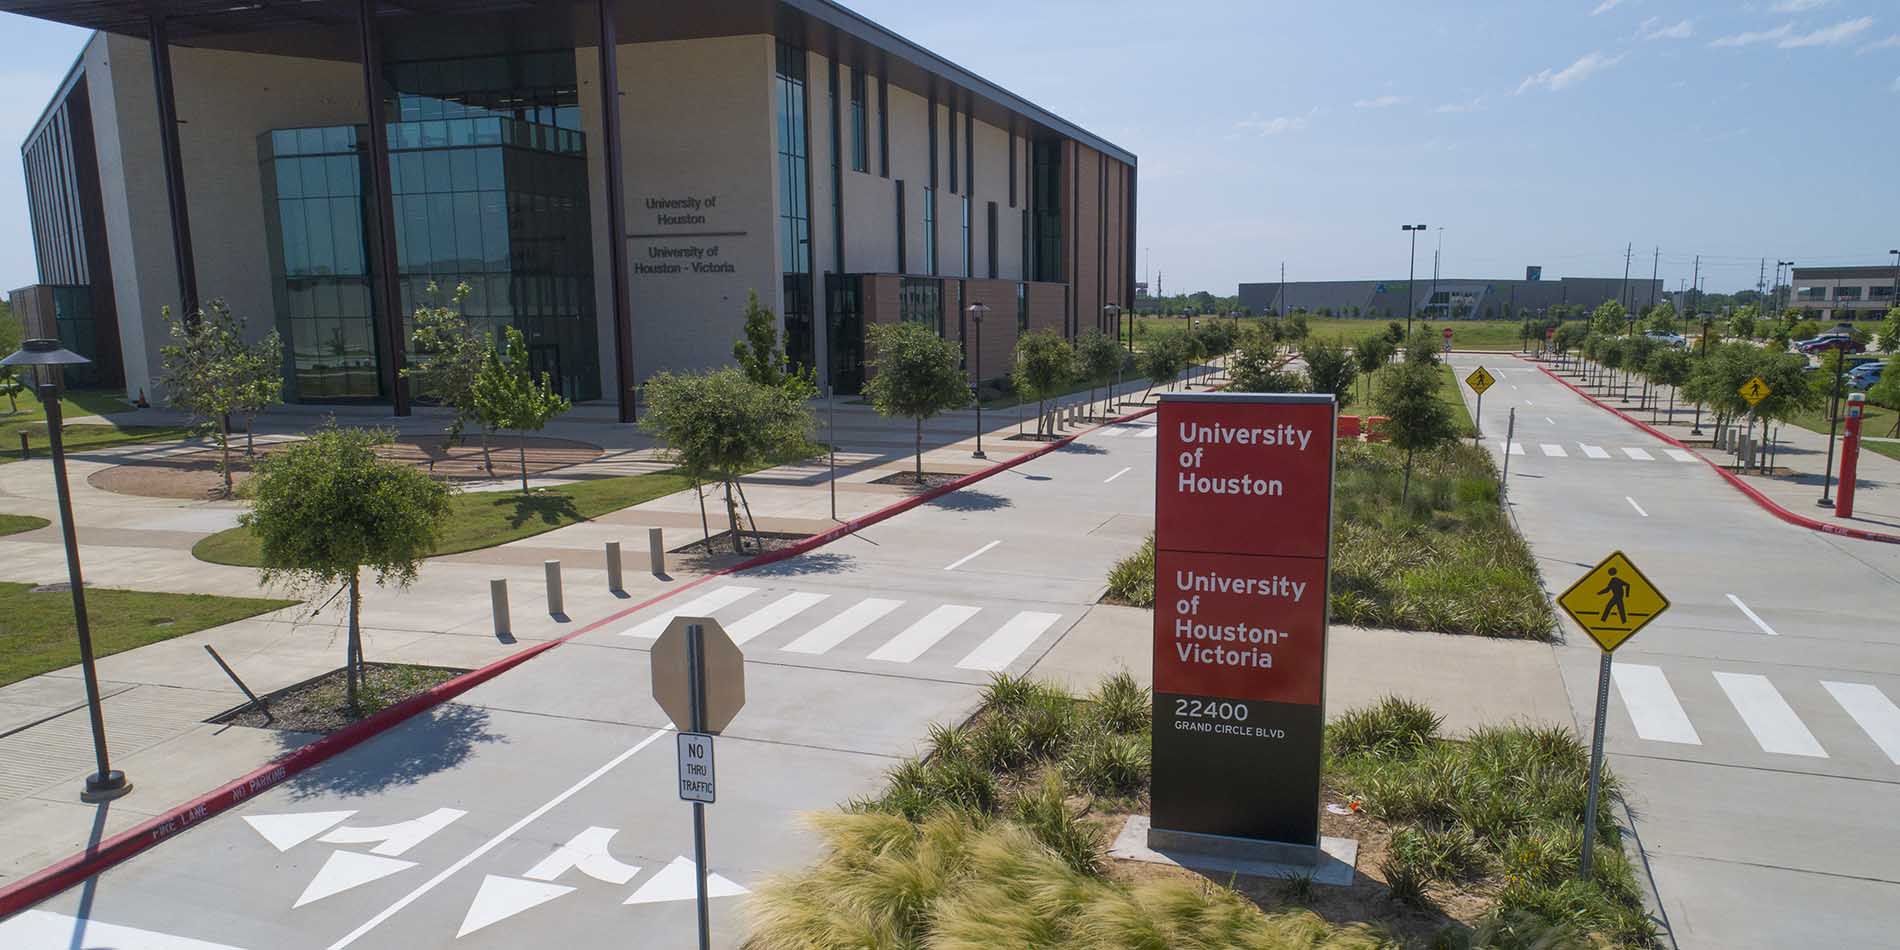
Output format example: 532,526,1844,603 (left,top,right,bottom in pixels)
1787,266,1898,323
1237,275,1663,322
